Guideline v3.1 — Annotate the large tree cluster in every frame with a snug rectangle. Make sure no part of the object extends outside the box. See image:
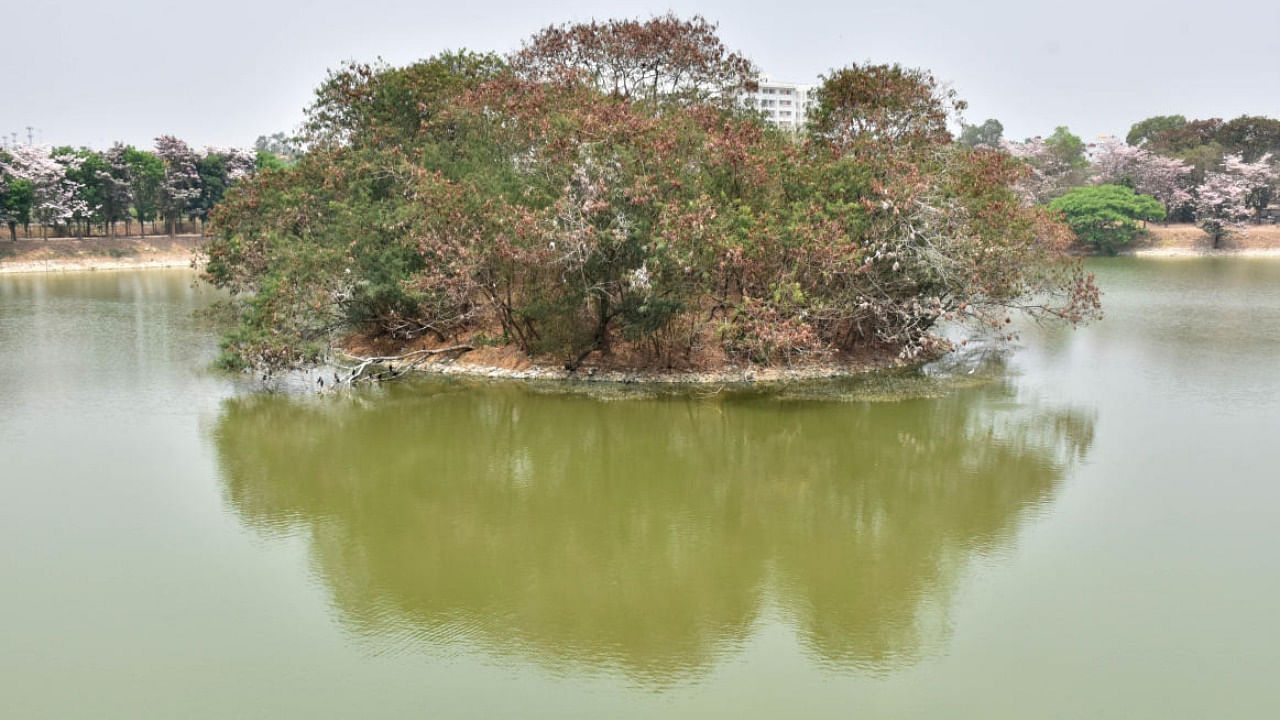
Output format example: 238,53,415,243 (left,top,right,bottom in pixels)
0,138,267,241
1003,116,1280,249
204,15,1098,372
